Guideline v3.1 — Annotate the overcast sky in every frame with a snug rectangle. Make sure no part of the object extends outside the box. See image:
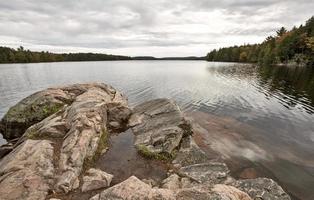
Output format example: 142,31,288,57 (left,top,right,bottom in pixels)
0,0,313,57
